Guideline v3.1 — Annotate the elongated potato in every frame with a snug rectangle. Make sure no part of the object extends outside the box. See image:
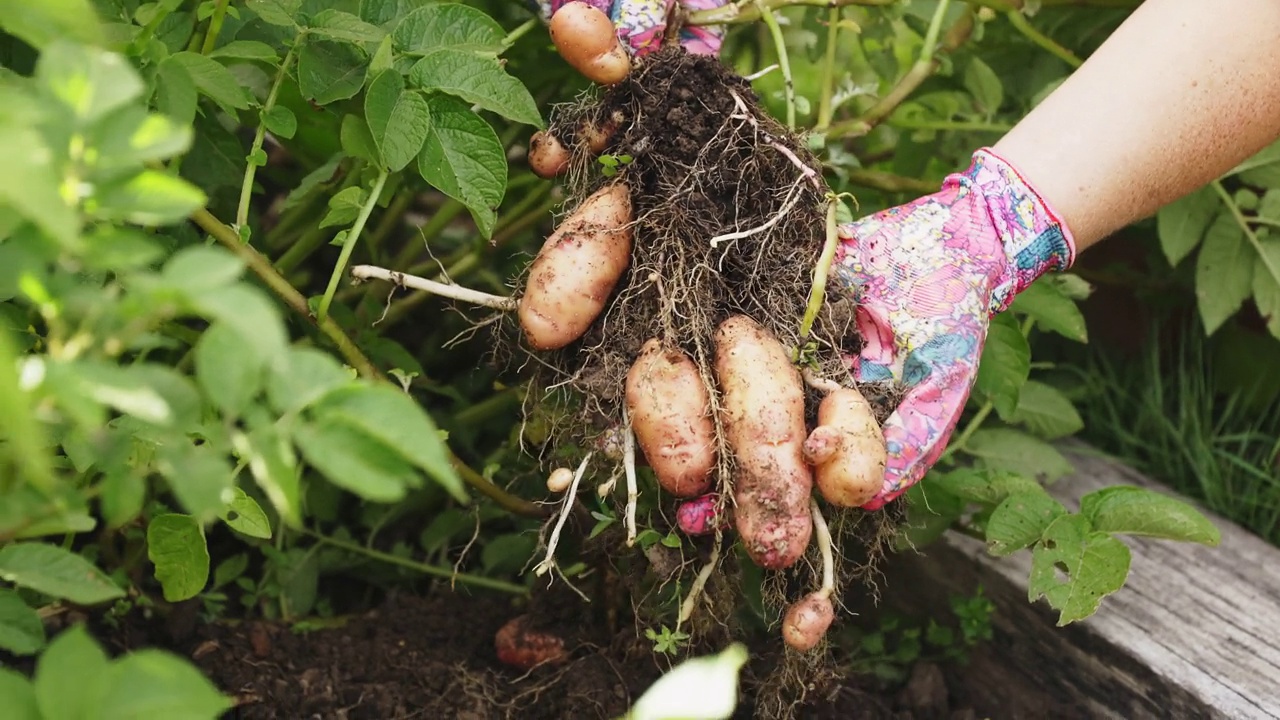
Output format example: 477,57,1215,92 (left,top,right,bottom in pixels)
806,388,886,507
714,315,813,570
626,339,717,497
518,183,633,350
781,592,835,652
549,1,631,85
